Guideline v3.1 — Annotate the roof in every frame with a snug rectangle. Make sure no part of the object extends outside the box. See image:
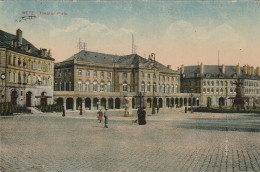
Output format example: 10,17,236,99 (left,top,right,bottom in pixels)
0,29,55,61
64,50,176,73
183,65,260,79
